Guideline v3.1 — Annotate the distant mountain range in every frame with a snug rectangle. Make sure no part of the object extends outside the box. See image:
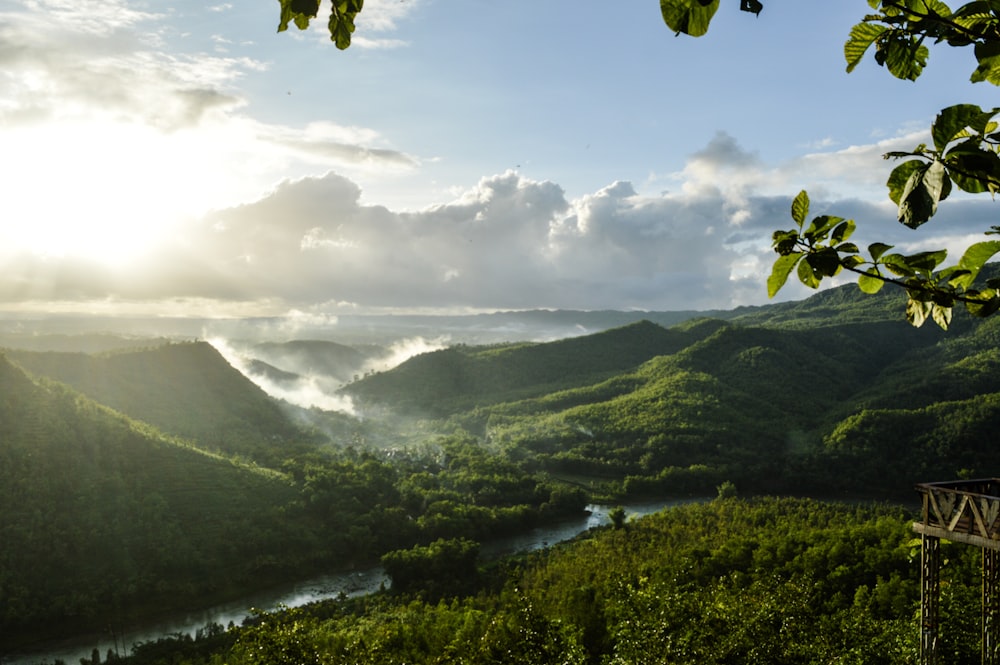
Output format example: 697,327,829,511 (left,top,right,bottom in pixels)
338,283,1000,496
